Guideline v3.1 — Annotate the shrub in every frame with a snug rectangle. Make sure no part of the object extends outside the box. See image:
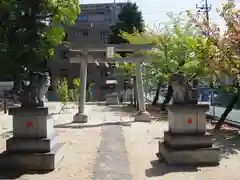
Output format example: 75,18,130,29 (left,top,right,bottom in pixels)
55,78,69,105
